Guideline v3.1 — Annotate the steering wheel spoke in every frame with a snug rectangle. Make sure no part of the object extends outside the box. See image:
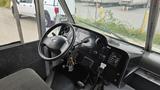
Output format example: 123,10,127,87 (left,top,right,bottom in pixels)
42,37,53,48
60,41,69,53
